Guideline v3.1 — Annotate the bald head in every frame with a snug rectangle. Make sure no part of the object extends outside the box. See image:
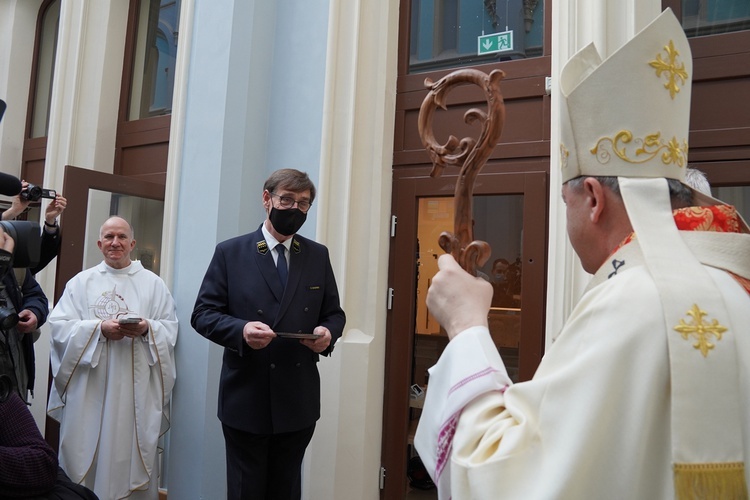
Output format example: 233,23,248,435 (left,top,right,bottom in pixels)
98,216,136,269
